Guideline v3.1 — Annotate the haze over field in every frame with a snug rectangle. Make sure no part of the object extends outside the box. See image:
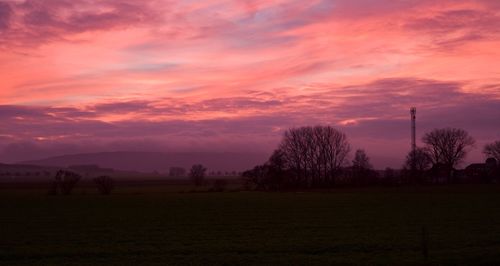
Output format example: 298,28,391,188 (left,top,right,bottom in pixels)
20,151,266,173
1,0,499,168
